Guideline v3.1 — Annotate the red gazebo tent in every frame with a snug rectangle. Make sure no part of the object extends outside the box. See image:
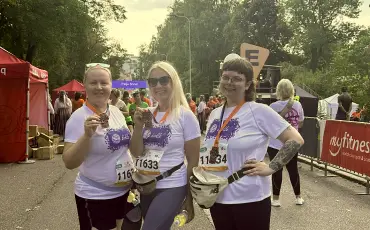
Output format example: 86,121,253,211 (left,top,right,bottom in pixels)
0,47,49,163
52,79,85,103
